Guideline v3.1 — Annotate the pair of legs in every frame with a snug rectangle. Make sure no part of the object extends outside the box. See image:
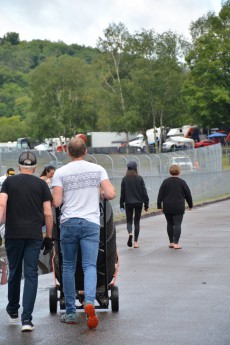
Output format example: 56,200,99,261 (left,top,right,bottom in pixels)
60,218,100,314
125,204,142,242
164,213,184,247
5,238,42,322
